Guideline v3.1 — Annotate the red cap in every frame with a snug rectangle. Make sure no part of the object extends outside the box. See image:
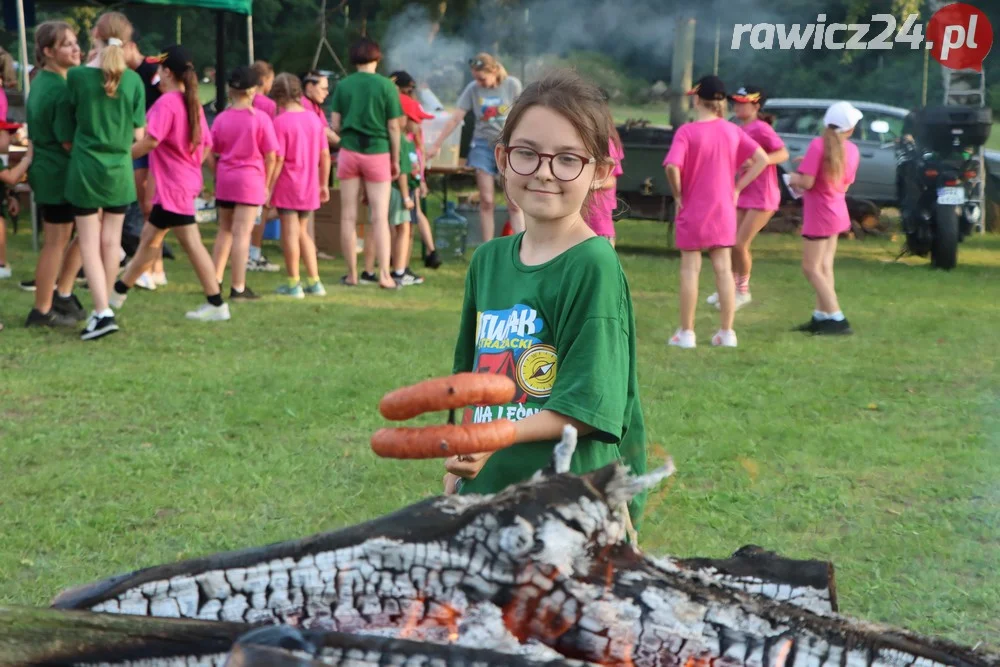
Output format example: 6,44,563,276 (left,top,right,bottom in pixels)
0,120,23,131
400,93,434,123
